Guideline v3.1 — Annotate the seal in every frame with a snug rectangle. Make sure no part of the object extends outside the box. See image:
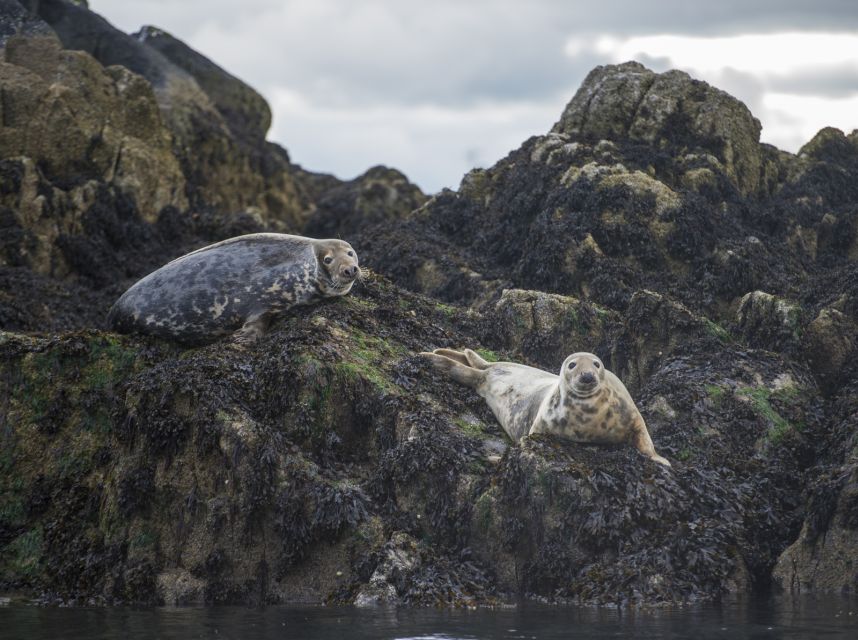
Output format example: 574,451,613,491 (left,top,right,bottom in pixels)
108,233,360,344
420,348,670,466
